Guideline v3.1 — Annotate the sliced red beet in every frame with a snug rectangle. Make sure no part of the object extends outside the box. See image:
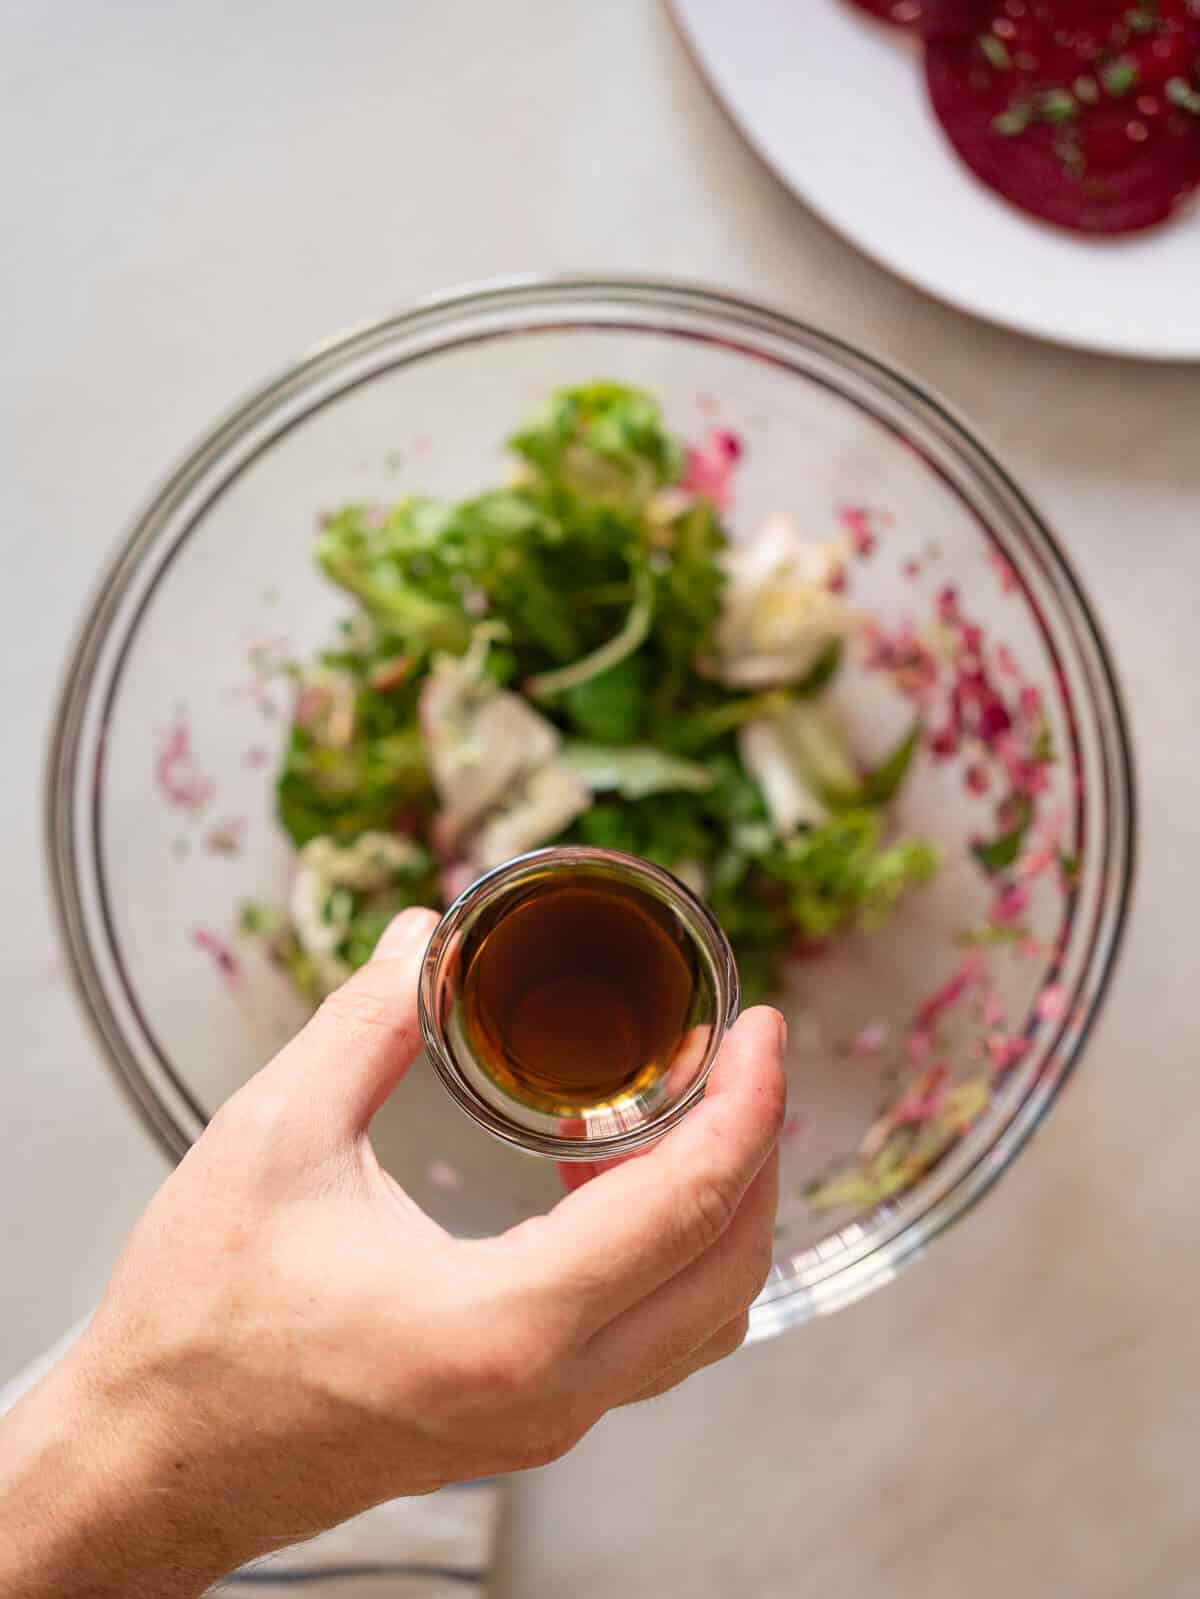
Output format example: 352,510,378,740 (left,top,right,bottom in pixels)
844,0,981,40
925,4,1200,234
